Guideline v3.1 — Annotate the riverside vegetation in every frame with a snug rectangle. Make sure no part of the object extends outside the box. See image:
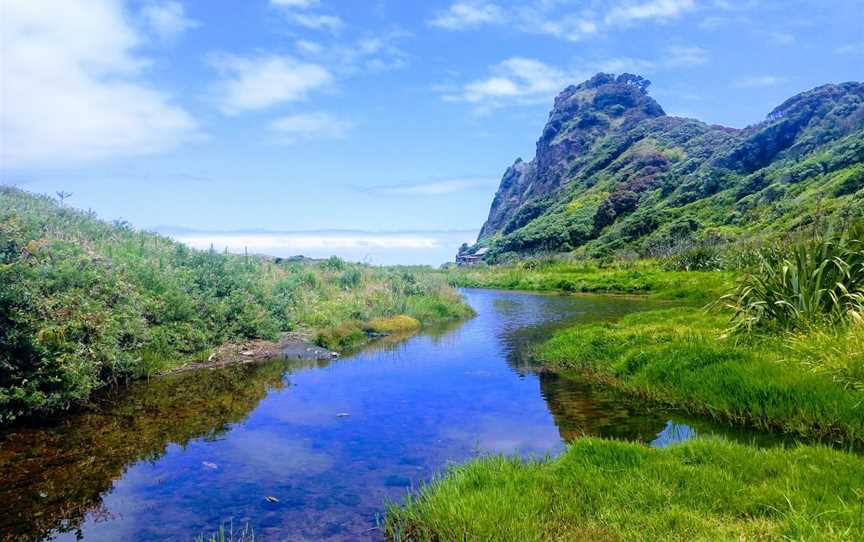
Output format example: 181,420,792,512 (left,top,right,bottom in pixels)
388,225,864,541
0,187,472,423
